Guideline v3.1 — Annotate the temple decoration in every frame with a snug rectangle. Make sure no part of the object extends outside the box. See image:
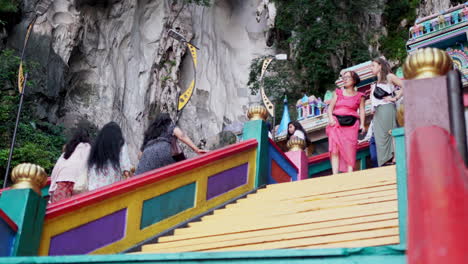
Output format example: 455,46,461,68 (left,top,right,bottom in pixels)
335,60,377,91
408,3,468,41
277,96,291,136
296,94,328,120
403,48,453,80
178,42,198,111
247,105,268,121
406,3,468,86
259,58,274,117
11,163,48,195
259,55,287,118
